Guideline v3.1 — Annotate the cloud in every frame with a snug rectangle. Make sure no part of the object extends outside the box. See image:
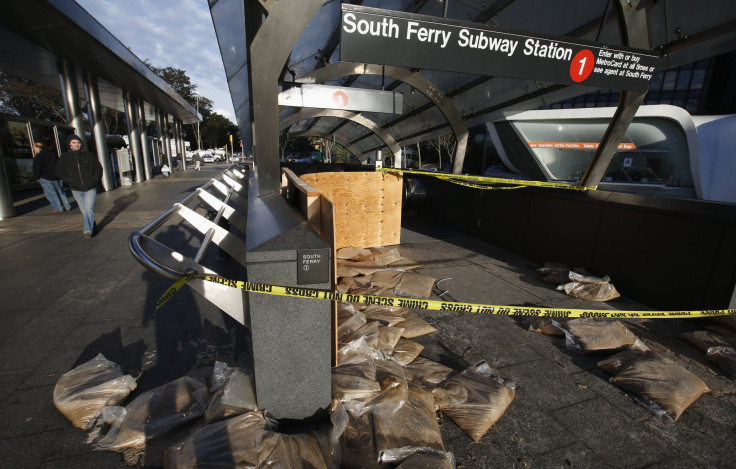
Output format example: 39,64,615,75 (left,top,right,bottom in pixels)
76,0,236,123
